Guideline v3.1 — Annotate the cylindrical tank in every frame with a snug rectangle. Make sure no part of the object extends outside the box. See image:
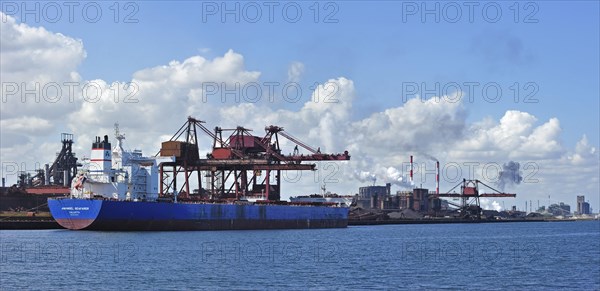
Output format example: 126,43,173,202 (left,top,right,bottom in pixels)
413,188,429,211
370,195,378,209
